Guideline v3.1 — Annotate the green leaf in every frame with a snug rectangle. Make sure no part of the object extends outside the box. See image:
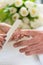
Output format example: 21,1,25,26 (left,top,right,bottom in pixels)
29,0,36,2
23,0,36,2
8,14,14,25
0,6,10,22
9,18,14,25
23,0,27,2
